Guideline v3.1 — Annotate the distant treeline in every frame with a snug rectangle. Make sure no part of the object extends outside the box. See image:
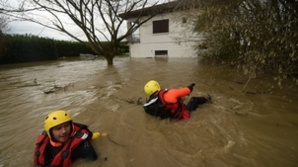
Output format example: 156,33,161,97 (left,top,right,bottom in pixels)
0,34,128,64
